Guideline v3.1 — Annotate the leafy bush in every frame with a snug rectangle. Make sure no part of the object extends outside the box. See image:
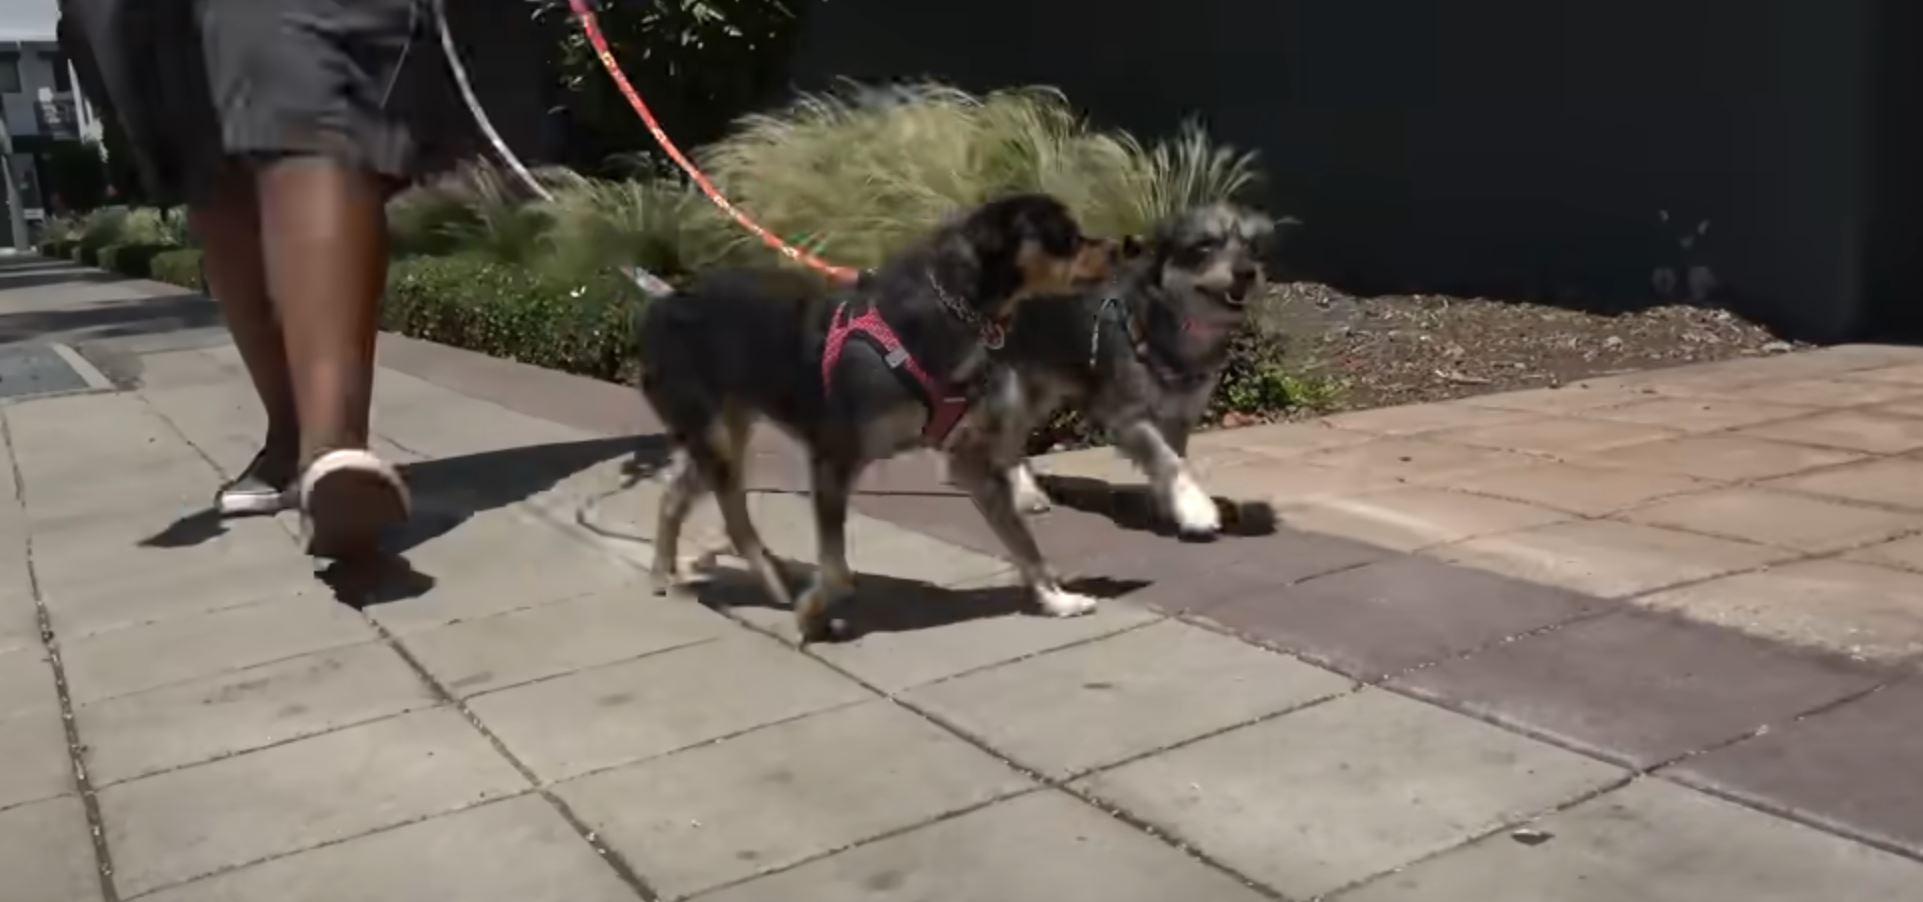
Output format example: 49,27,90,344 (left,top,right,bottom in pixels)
388,161,583,262
384,255,646,381
701,81,1261,266
150,248,206,290
75,207,130,264
536,176,733,286
98,242,175,279
38,239,77,259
